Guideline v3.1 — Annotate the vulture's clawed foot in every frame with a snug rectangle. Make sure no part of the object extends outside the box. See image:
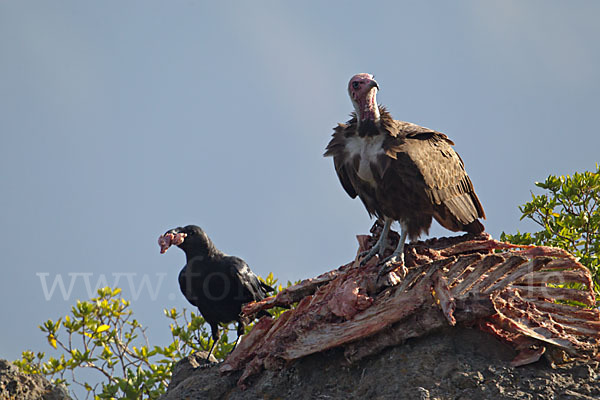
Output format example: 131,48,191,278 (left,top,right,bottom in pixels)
359,247,383,267
359,248,378,266
378,252,407,278
359,240,388,266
